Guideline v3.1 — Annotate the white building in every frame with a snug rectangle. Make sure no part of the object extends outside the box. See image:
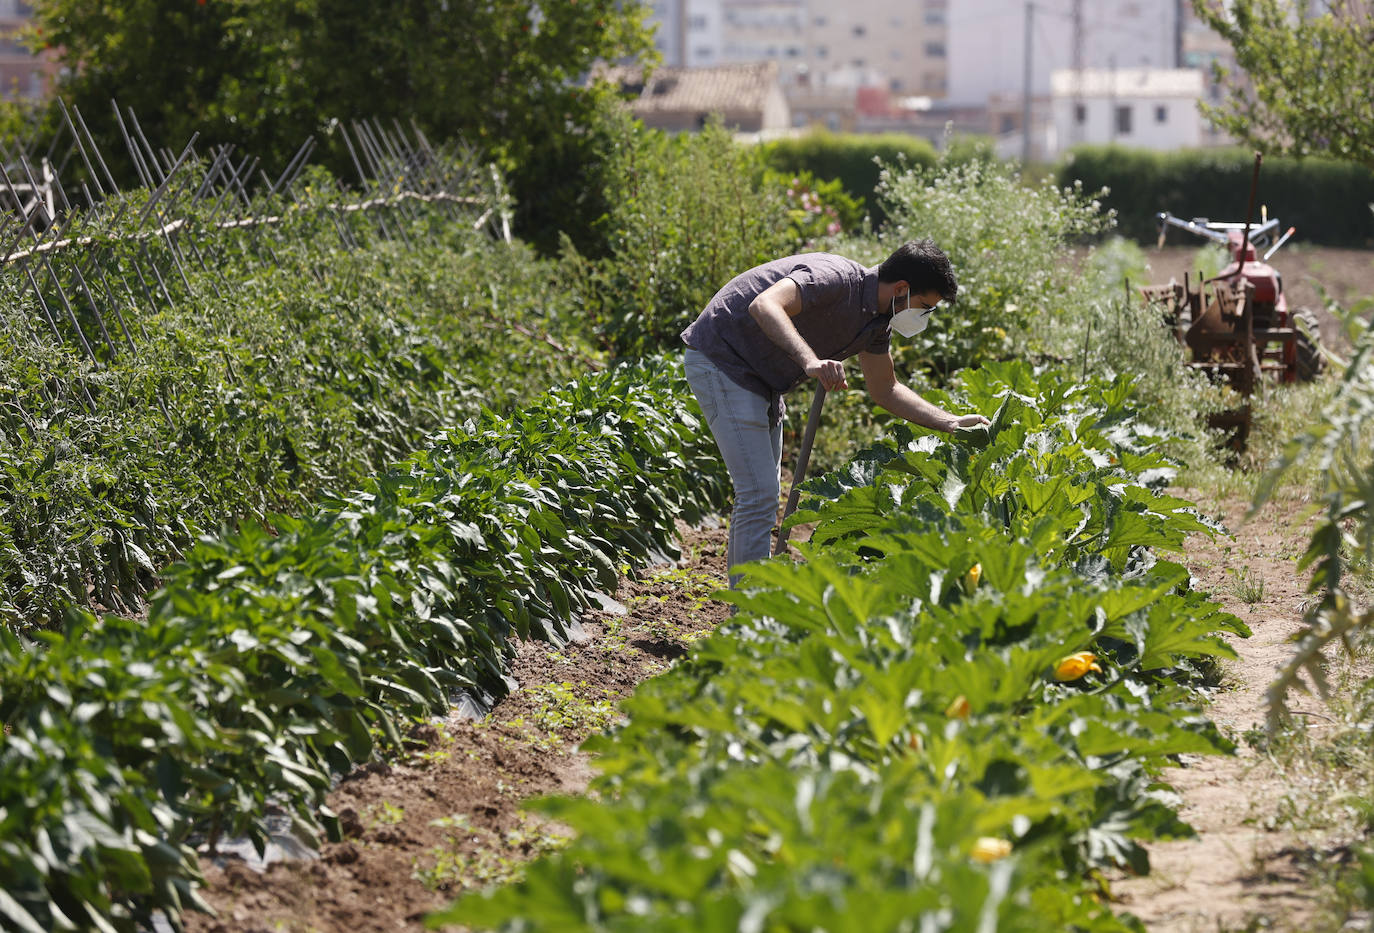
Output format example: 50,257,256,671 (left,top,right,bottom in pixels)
947,0,1180,108
1050,68,1204,154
